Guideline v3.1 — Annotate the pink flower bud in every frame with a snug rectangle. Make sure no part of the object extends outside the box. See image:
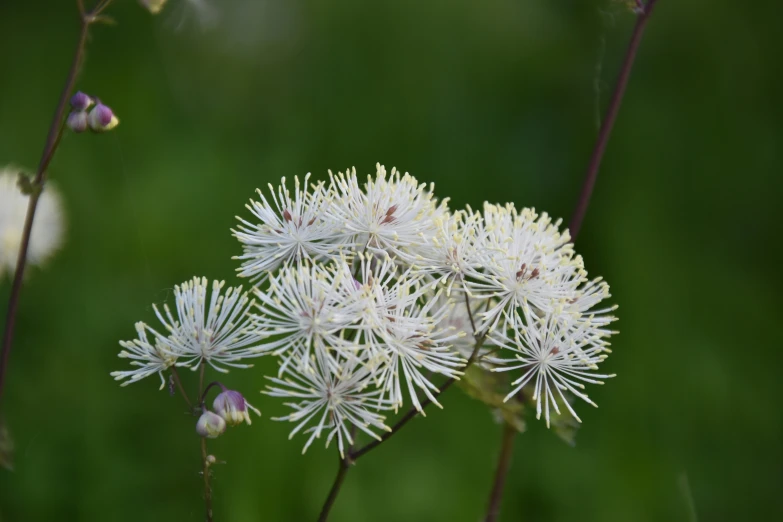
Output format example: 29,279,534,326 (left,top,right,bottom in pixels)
196,411,226,438
87,103,119,132
66,111,89,133
213,390,261,427
70,91,93,111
